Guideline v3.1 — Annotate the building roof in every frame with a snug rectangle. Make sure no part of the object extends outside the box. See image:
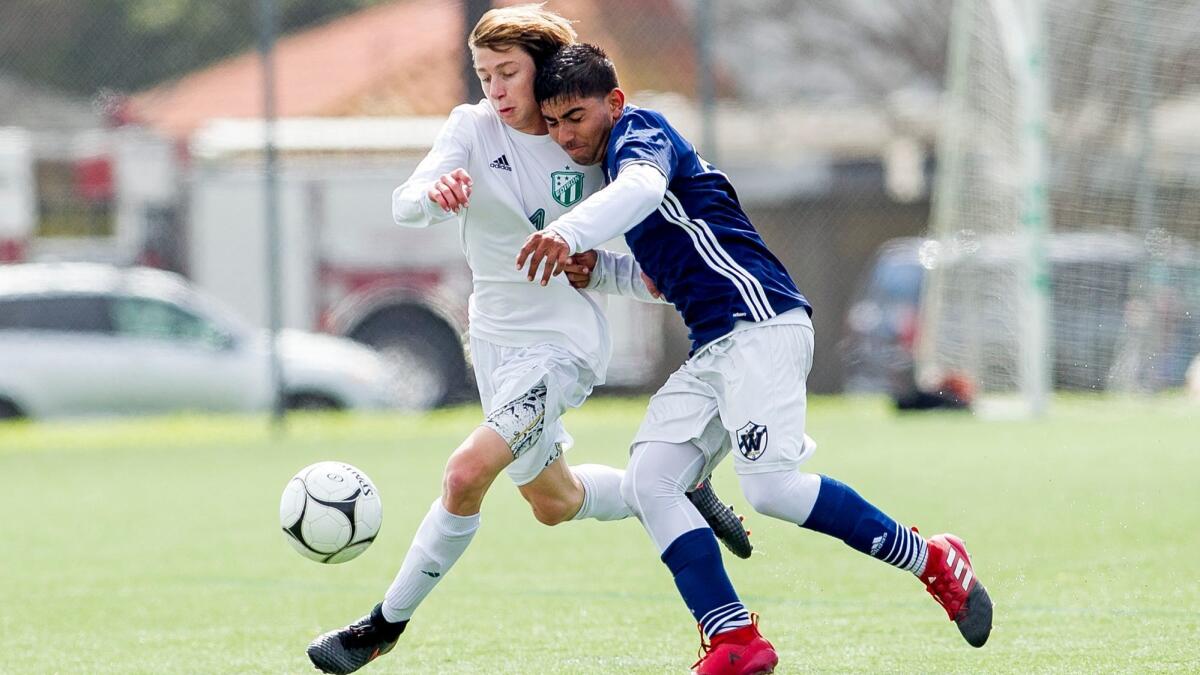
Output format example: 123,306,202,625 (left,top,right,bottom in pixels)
131,0,696,139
